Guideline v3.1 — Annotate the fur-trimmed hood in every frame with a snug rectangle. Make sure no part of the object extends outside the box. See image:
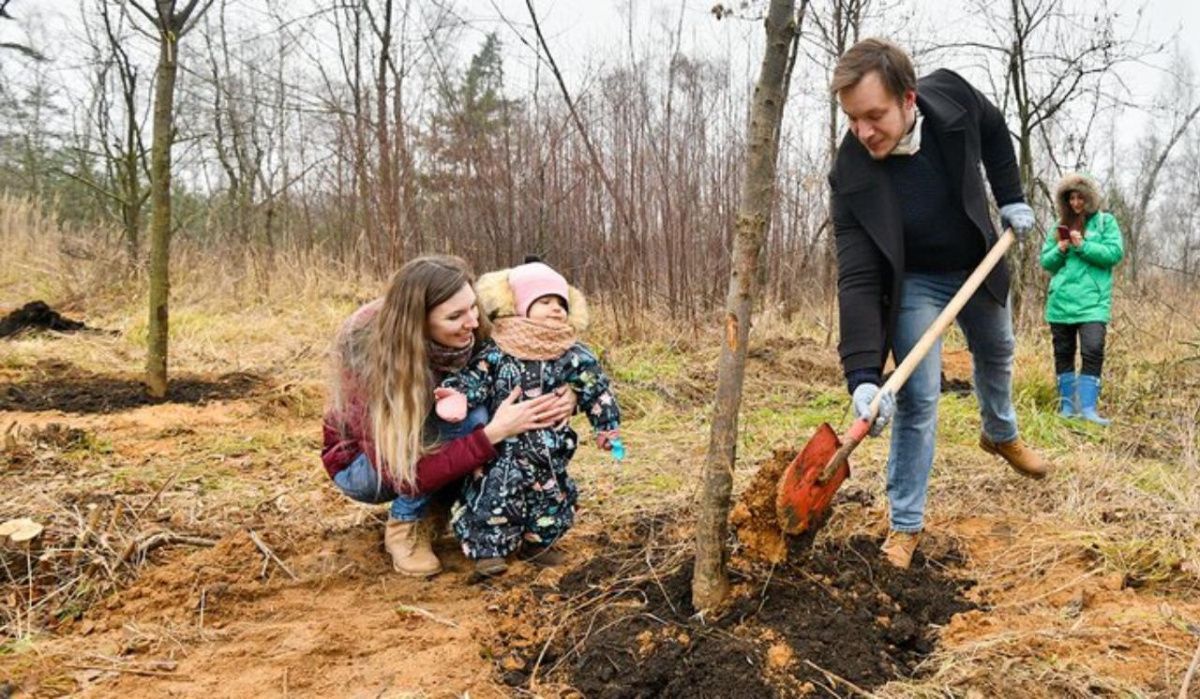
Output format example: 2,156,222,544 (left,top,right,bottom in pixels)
475,267,590,332
1055,172,1102,222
